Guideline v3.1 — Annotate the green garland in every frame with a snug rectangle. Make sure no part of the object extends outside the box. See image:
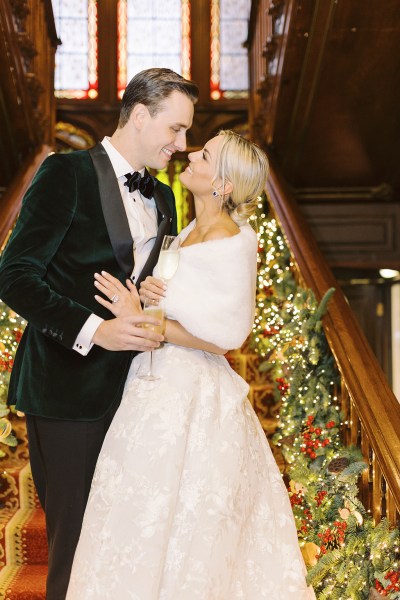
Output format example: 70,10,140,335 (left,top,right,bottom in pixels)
0,301,25,455
251,201,400,599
